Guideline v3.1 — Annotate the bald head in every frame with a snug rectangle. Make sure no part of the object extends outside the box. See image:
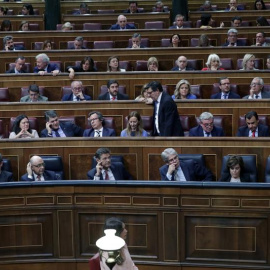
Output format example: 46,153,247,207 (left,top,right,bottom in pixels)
117,15,127,28
177,56,188,69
